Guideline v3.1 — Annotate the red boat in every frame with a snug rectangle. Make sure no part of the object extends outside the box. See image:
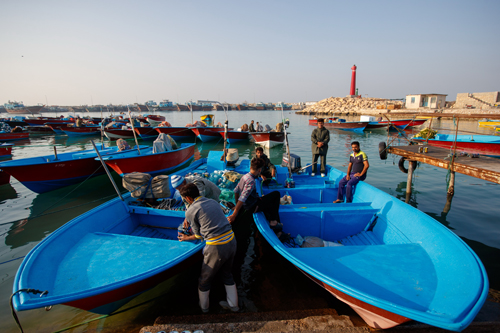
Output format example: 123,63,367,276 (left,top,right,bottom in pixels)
0,143,14,156
156,127,195,139
26,126,55,134
308,117,338,126
366,119,427,129
100,143,196,176
103,128,136,140
219,130,250,143
0,132,29,141
146,115,166,127
191,127,230,142
412,134,500,156
62,127,101,137
323,121,368,132
24,118,73,126
250,132,286,148
134,126,158,140
0,144,148,193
